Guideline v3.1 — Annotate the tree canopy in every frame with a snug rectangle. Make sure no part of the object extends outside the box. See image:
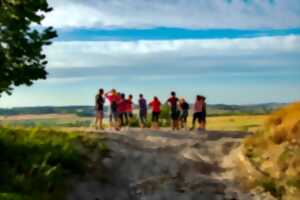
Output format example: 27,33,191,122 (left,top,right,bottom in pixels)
0,0,57,96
